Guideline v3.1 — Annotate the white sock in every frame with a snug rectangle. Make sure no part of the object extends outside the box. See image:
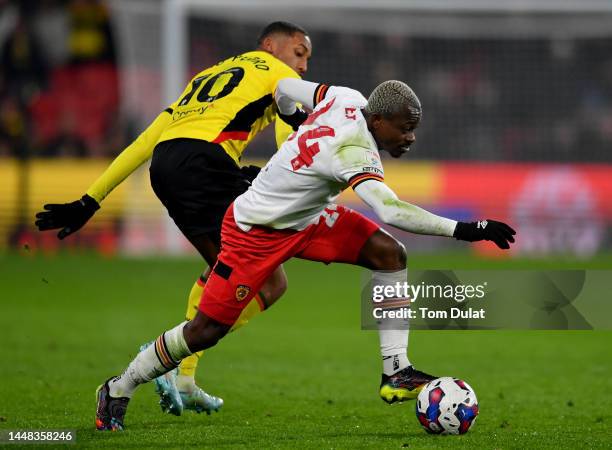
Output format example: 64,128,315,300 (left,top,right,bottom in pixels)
382,347,411,375
372,269,411,376
109,321,192,398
